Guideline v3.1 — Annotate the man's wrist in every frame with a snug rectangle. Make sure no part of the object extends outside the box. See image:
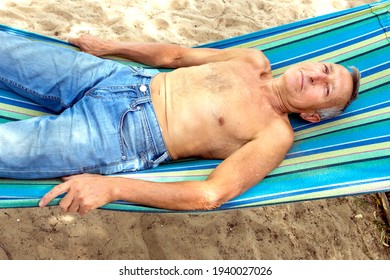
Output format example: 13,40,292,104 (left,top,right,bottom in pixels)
107,177,122,202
